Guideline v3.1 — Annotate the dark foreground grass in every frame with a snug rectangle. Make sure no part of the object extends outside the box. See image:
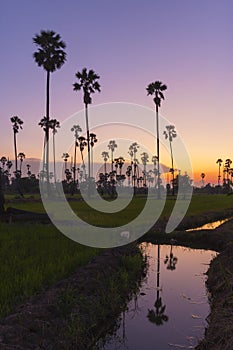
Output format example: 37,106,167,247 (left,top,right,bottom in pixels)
0,223,100,318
